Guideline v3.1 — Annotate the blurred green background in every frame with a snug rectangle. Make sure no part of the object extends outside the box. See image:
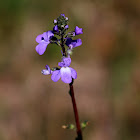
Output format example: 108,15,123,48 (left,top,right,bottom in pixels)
0,0,140,140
